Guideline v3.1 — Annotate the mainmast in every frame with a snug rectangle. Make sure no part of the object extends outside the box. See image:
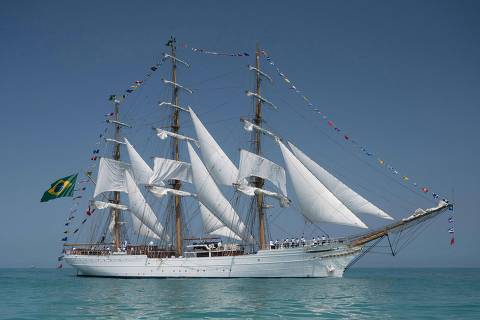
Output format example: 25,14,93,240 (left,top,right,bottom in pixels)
252,44,266,250
111,96,123,251
168,37,183,257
